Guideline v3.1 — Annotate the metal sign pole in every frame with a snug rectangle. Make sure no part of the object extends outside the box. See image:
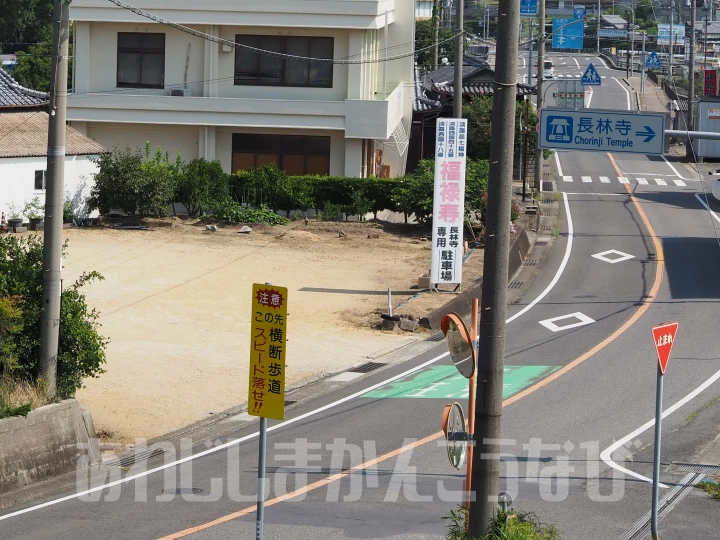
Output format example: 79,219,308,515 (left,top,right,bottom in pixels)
641,32,646,96
256,417,267,540
650,364,664,540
